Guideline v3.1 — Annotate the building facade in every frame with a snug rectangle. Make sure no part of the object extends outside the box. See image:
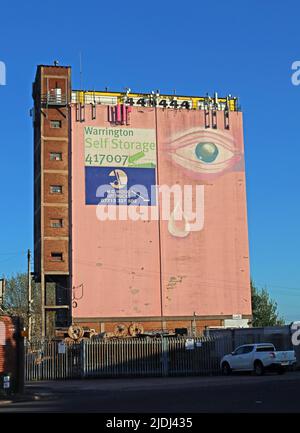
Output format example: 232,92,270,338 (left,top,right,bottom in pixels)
33,64,251,337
